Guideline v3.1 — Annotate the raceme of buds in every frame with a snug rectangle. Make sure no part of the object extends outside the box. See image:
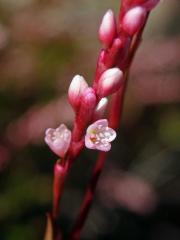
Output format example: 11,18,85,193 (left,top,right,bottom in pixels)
94,98,108,120
99,9,117,48
45,124,71,158
122,6,147,36
97,68,124,98
85,119,116,152
68,75,88,110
